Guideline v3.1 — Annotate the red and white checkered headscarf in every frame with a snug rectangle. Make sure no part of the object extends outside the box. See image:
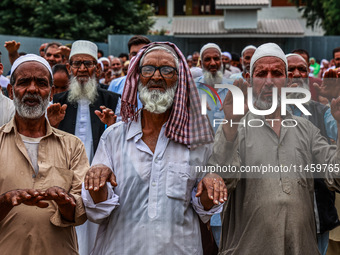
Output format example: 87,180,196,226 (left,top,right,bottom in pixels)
121,42,213,147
